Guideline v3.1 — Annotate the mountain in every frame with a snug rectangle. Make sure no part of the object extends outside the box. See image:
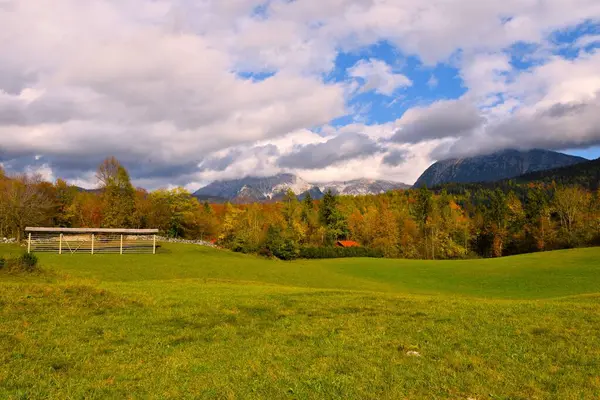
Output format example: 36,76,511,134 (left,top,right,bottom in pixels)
414,149,588,188
193,174,409,203
194,174,312,203
317,179,410,196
